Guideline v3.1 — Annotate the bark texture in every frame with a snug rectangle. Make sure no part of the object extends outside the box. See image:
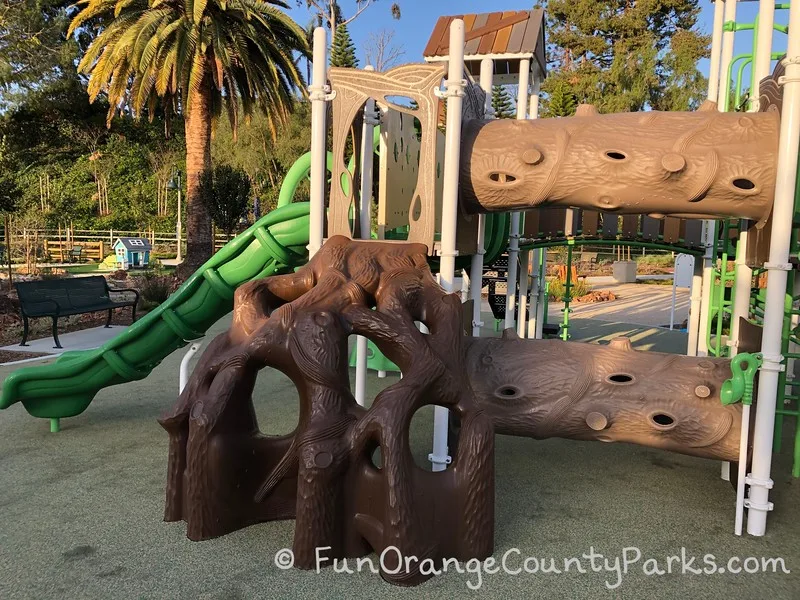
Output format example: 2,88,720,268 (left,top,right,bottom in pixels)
162,238,744,586
180,73,214,274
466,333,742,461
161,236,494,585
460,105,779,226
